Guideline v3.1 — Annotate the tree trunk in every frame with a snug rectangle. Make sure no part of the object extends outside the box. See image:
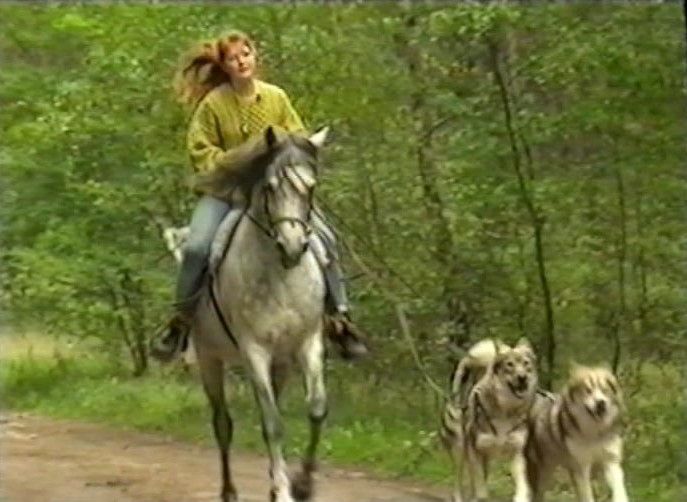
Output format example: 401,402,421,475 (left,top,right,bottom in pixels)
612,165,627,372
488,38,556,386
394,14,474,347
119,269,148,377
